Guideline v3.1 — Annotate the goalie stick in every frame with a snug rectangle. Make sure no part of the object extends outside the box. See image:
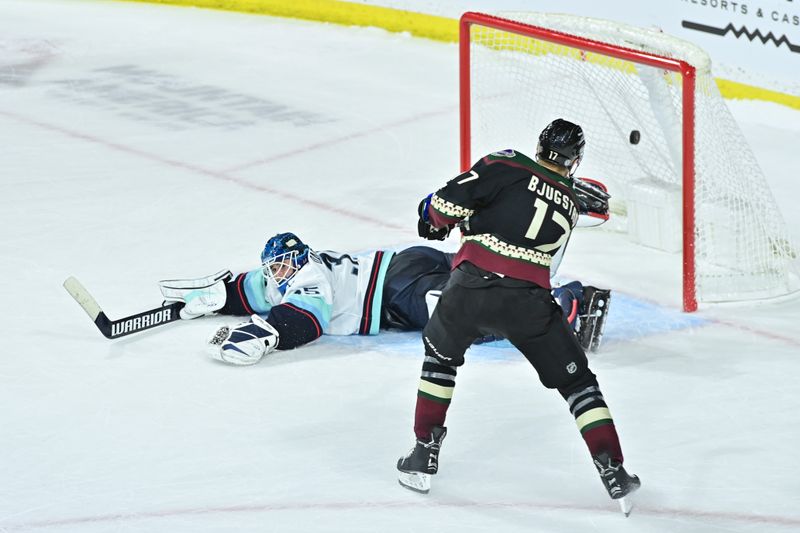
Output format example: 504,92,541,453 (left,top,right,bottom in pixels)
63,276,184,339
